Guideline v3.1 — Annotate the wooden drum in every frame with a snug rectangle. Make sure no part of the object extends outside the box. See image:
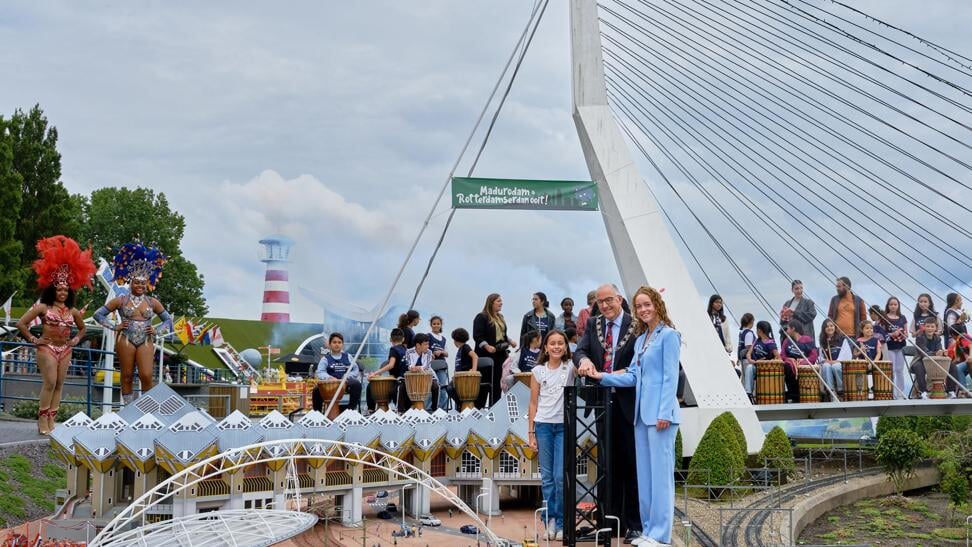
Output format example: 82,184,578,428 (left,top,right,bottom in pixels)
925,356,951,399
798,365,820,403
871,360,893,401
369,376,397,411
404,371,433,410
317,379,346,420
841,360,869,401
454,370,482,411
755,360,786,405
514,371,533,388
